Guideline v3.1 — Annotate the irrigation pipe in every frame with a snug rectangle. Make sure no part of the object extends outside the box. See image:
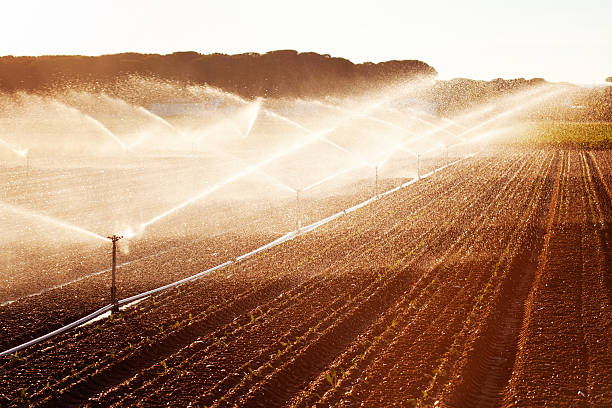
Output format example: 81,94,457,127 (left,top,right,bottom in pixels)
0,154,473,359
